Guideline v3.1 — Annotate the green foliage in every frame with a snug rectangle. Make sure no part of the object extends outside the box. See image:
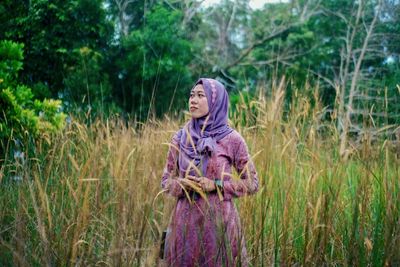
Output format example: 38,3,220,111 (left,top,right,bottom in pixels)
63,46,118,117
229,90,259,127
0,40,66,150
0,40,23,84
109,5,194,119
0,0,113,99
0,0,399,125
